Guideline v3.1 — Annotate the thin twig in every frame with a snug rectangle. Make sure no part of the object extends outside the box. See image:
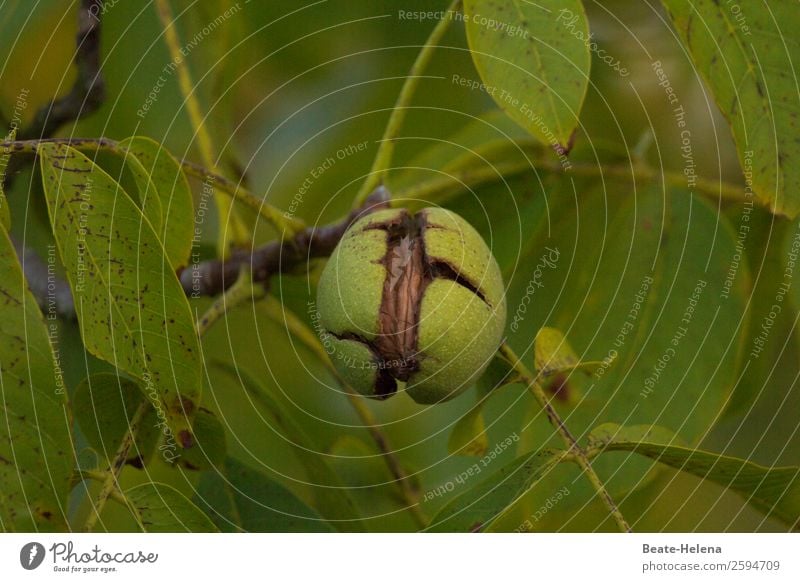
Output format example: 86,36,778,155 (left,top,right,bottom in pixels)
83,400,150,532
500,343,632,532
260,295,428,529
353,0,462,207
73,470,128,506
179,186,391,296
19,0,105,141
0,1,105,317
196,267,265,336
180,158,305,235
154,0,250,250
398,154,749,206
